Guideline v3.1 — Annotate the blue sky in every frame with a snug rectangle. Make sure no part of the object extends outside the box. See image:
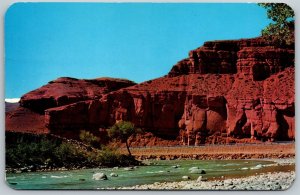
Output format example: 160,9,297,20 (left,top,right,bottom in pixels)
5,3,270,98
